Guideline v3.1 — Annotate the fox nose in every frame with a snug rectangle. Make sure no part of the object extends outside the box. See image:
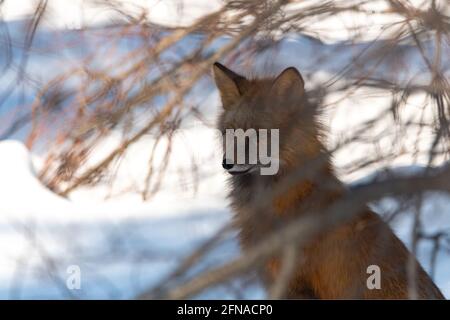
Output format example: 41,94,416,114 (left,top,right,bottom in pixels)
222,158,234,170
